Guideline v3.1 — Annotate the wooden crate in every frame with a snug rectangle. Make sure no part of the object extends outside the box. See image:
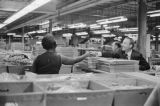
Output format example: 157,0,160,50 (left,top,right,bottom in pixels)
0,81,45,106
34,80,114,106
